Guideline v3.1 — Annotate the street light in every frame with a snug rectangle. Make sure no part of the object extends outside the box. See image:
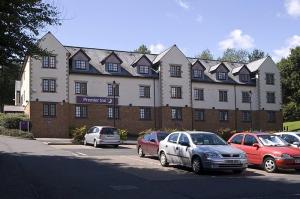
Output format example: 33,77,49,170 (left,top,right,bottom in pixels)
112,80,117,127
149,67,160,130
249,90,253,132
